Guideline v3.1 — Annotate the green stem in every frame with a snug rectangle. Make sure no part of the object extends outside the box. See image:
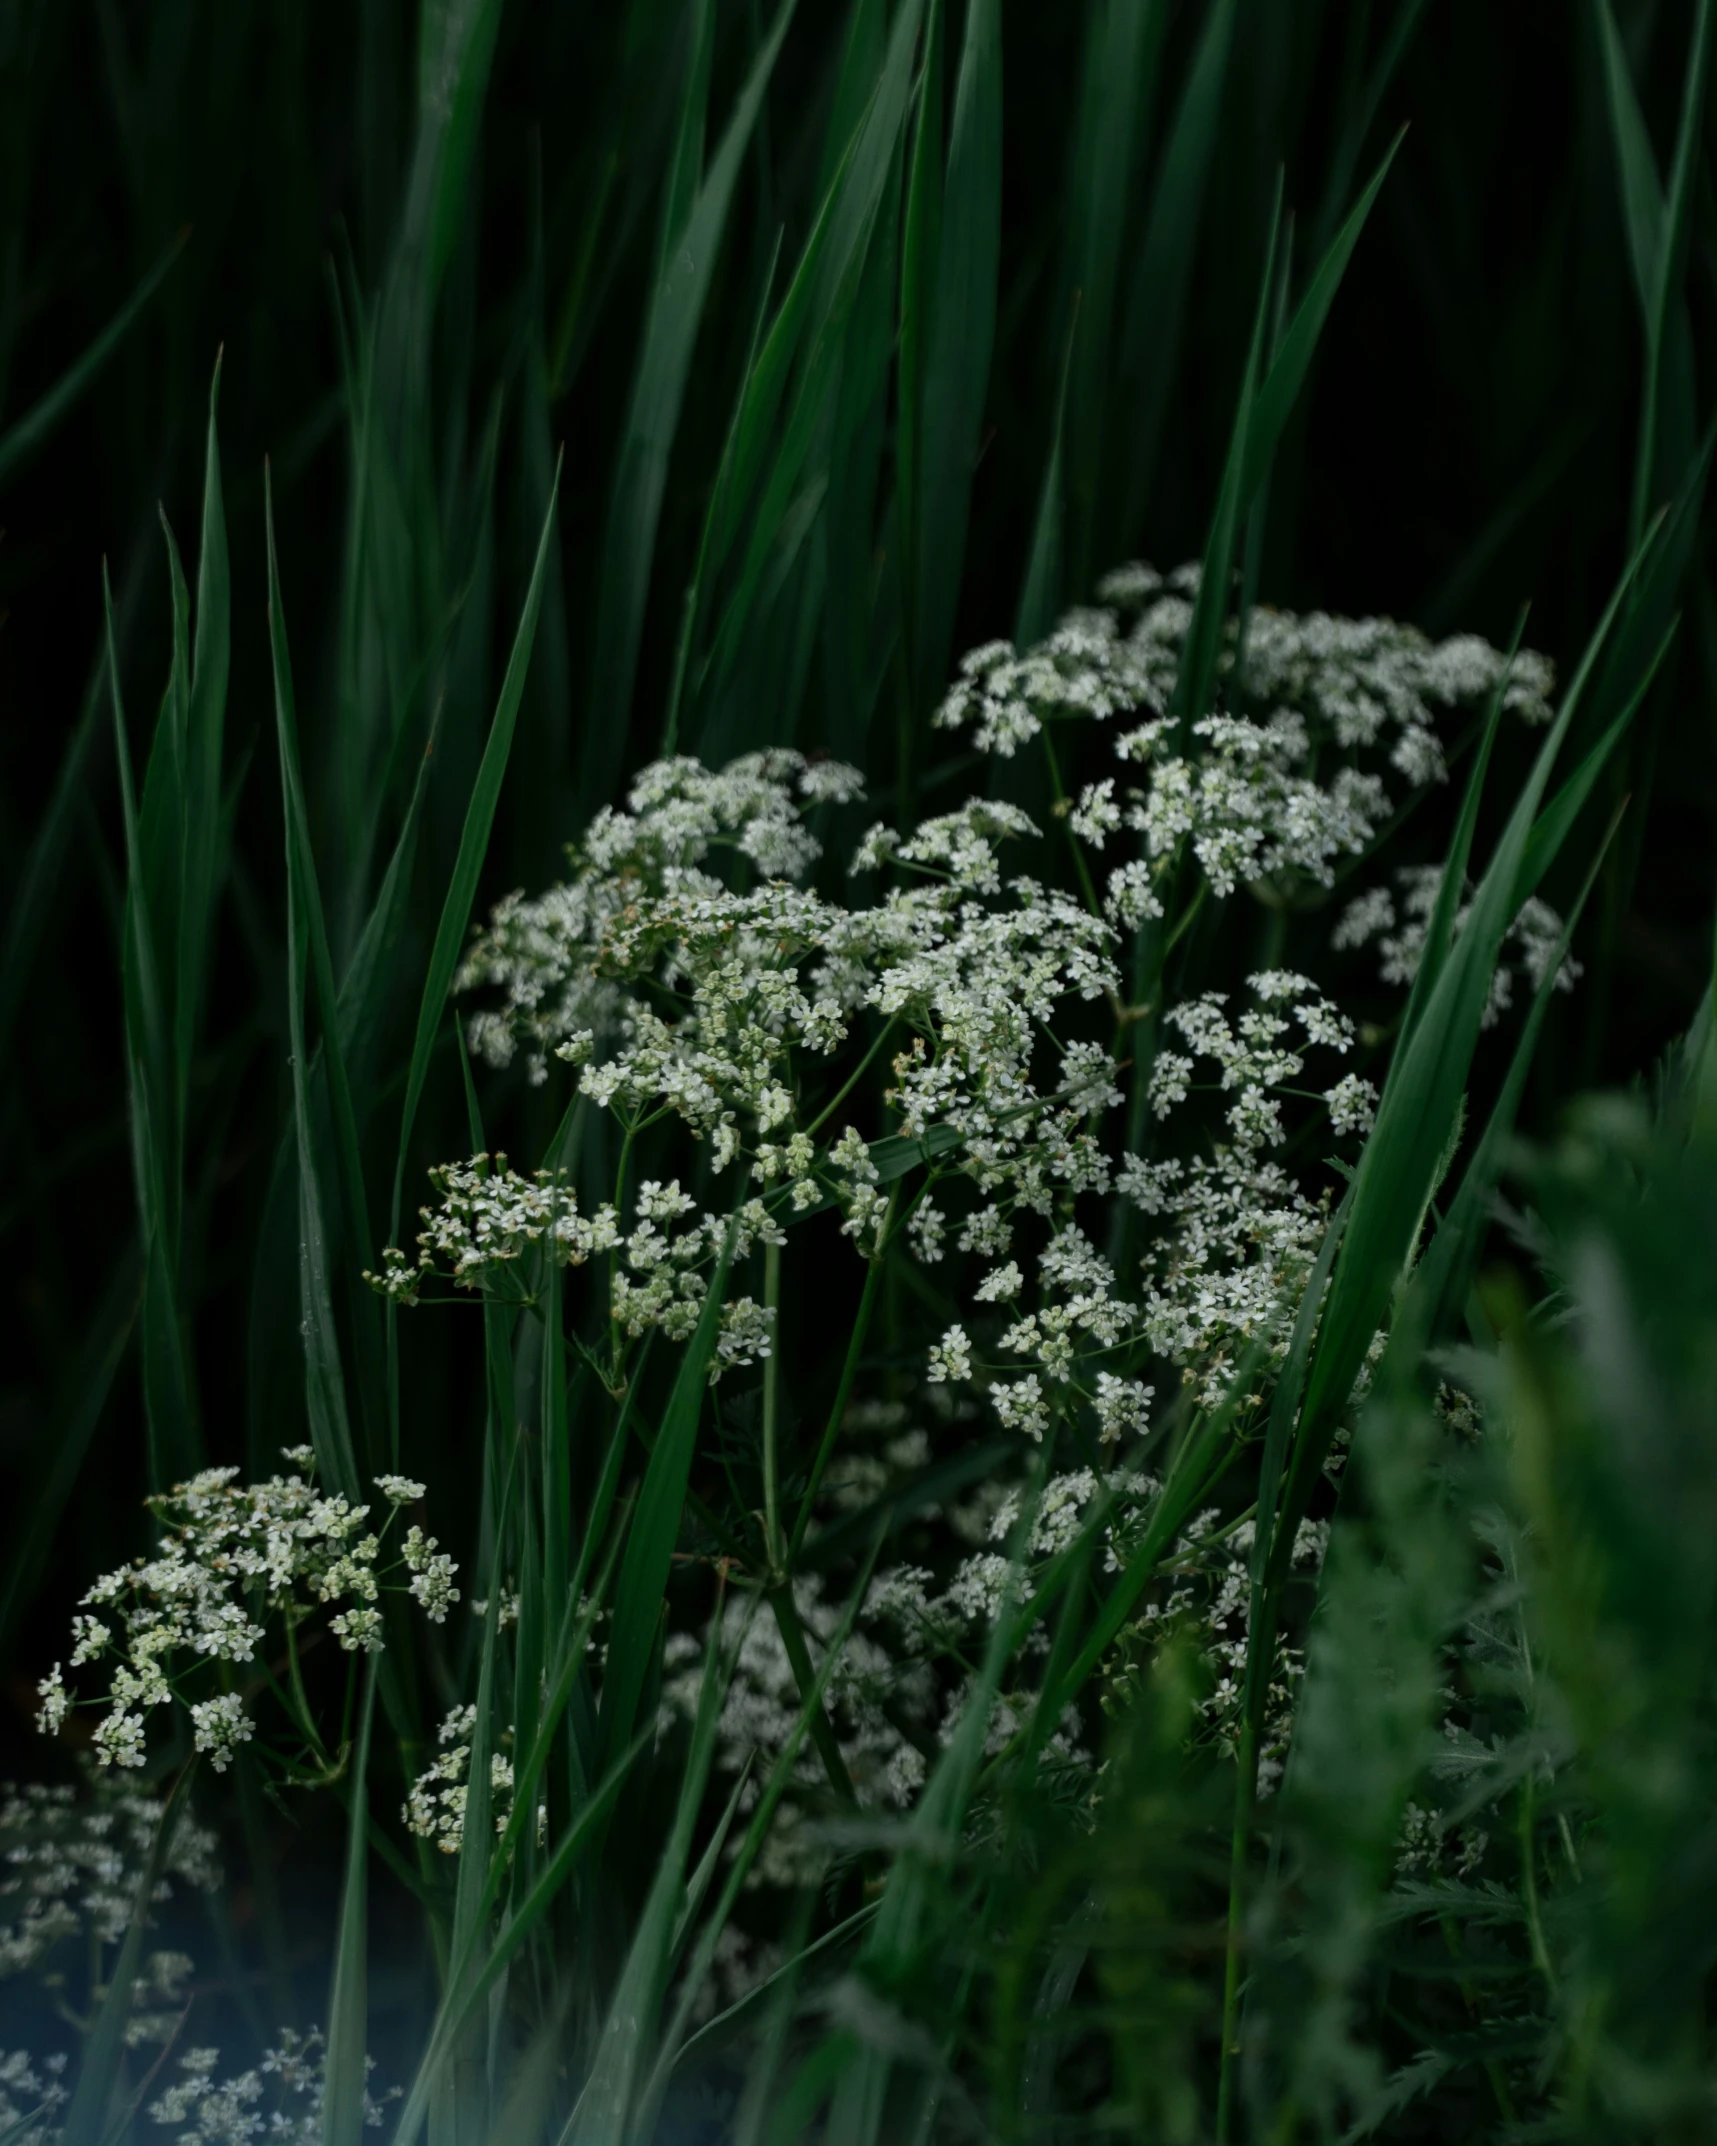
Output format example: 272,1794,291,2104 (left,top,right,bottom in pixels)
806,1014,900,1140
767,1581,856,1805
283,1612,330,1764
1215,1704,1254,2146
788,1189,897,1560
762,1239,785,1578
1520,1768,1557,1998
1040,726,1105,925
